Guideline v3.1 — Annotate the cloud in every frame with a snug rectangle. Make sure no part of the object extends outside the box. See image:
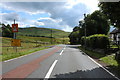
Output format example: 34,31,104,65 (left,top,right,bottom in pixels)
34,22,44,26
62,25,73,32
1,0,99,32
1,12,19,22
